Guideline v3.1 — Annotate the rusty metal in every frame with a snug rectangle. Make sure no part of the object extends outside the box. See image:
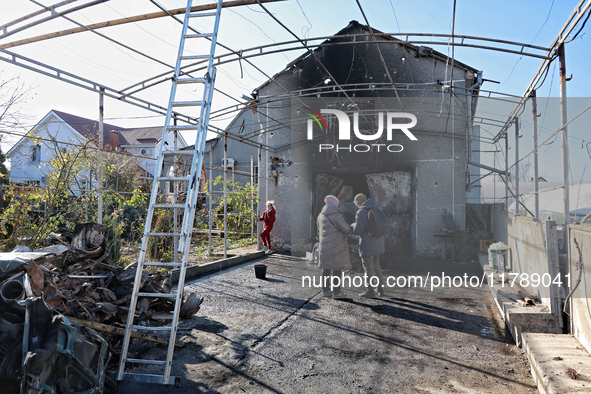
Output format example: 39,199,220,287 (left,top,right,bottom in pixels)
0,222,203,369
